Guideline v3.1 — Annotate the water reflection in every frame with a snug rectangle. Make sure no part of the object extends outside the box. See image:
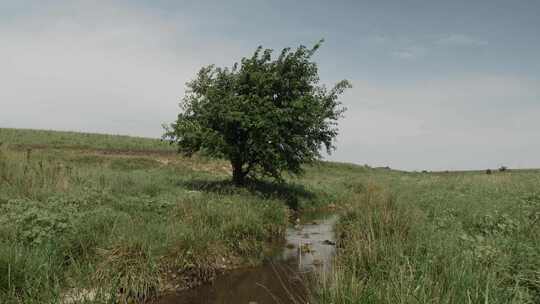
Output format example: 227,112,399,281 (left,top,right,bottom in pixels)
158,214,337,304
